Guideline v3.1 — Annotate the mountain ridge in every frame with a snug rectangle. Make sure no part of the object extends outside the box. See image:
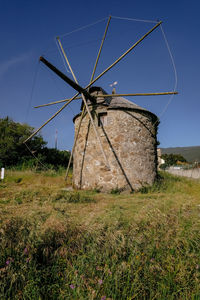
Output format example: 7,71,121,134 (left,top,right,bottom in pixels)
160,146,200,163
